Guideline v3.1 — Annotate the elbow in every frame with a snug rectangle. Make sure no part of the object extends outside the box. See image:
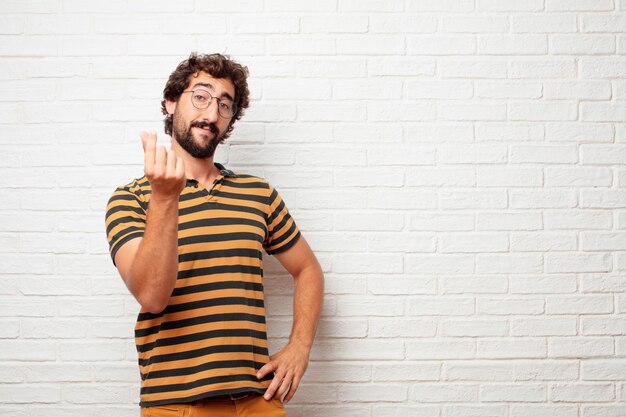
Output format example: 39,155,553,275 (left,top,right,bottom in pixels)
137,293,169,315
